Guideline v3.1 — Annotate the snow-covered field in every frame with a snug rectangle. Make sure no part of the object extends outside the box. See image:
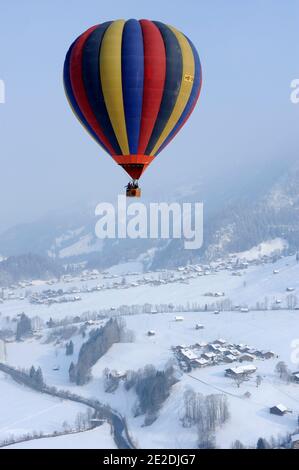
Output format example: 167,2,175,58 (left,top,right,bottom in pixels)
1,253,299,322
1,254,299,449
231,238,288,262
4,423,115,449
0,372,91,444
3,308,299,449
